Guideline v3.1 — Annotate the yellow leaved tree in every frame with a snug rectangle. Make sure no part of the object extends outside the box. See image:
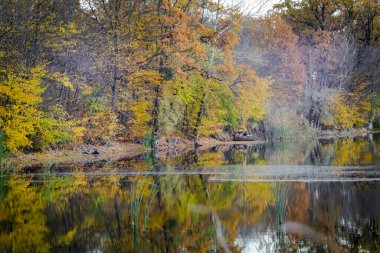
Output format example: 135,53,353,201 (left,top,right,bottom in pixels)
325,83,371,130
233,67,271,129
0,67,45,152
0,67,78,152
